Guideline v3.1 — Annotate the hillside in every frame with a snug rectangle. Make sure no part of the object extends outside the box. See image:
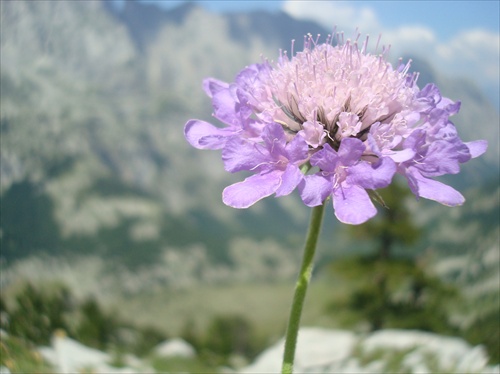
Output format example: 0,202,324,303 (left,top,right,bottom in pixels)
0,0,498,273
